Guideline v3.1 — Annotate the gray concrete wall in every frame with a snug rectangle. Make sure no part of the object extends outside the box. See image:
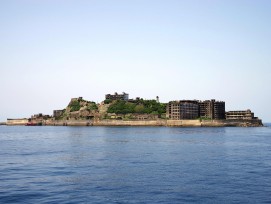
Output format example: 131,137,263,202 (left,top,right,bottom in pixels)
166,120,201,127
6,119,28,125
93,119,166,126
201,119,263,127
31,119,264,127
